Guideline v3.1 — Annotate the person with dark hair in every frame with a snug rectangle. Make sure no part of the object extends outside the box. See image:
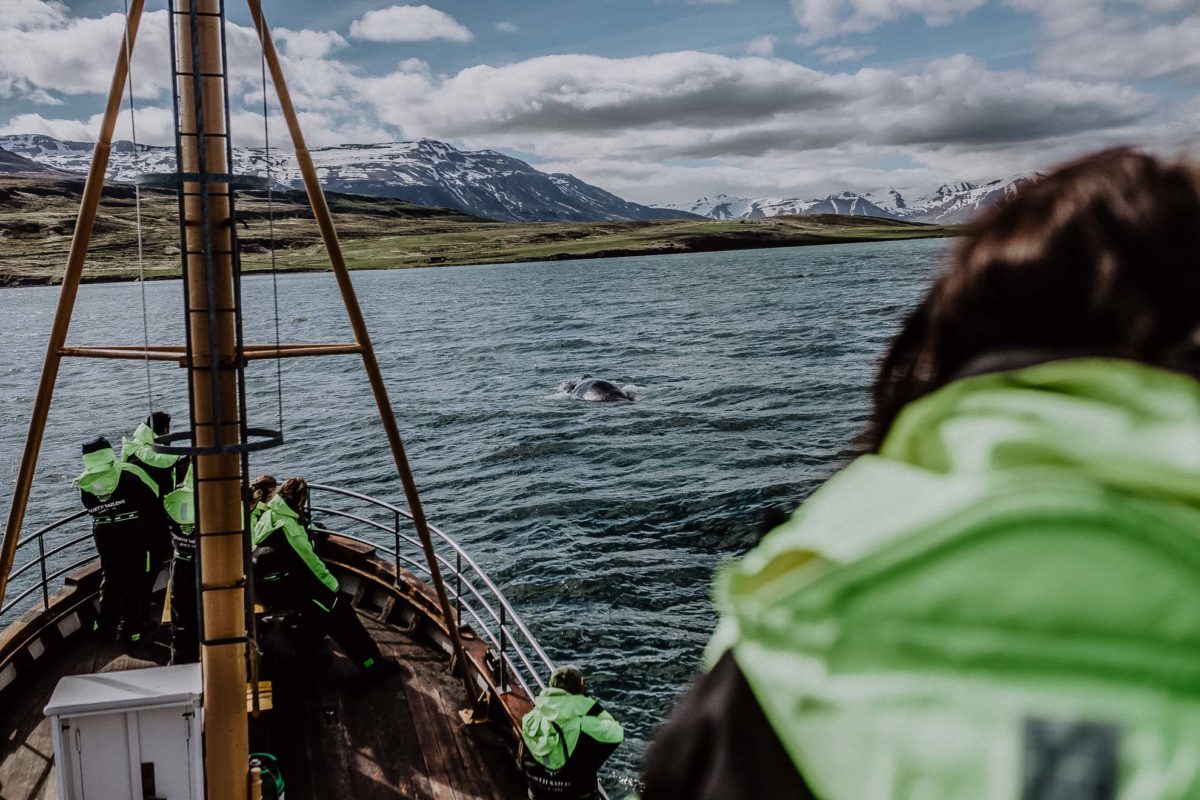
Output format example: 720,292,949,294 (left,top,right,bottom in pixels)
249,474,279,531
77,436,165,642
252,477,389,674
642,149,1200,798
521,665,624,800
122,411,187,564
